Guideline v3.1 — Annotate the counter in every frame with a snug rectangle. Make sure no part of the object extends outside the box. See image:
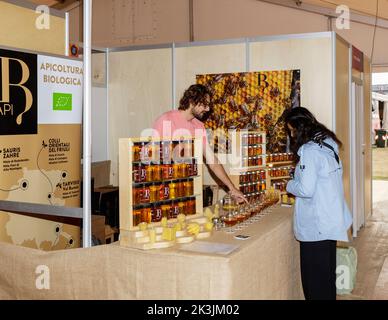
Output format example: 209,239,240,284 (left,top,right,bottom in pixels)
0,206,303,299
